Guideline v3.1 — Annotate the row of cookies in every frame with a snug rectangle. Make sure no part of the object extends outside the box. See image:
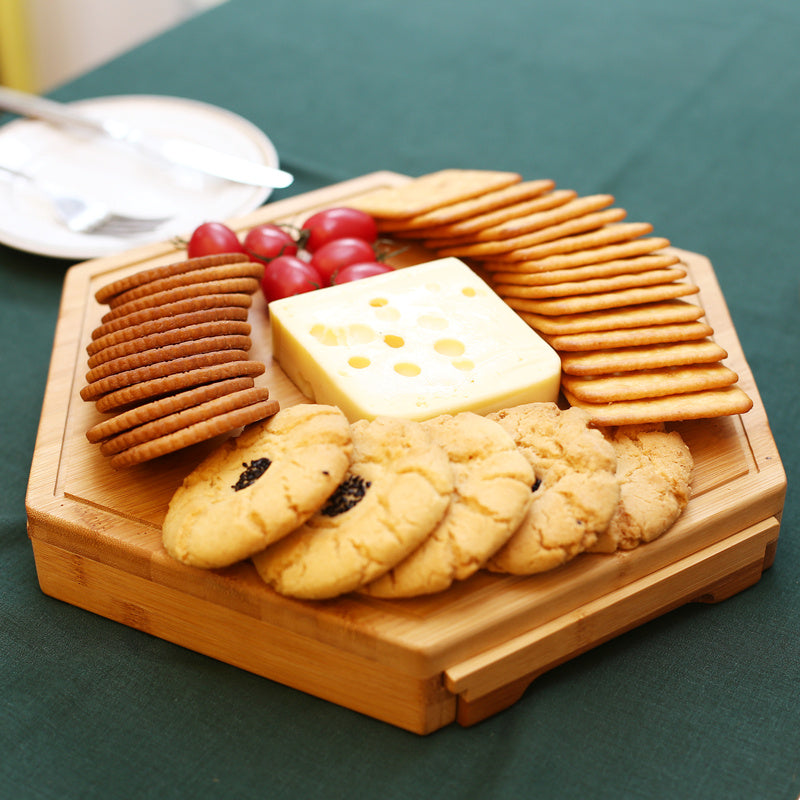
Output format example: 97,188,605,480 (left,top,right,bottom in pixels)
82,253,280,469
349,170,753,427
162,402,693,601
